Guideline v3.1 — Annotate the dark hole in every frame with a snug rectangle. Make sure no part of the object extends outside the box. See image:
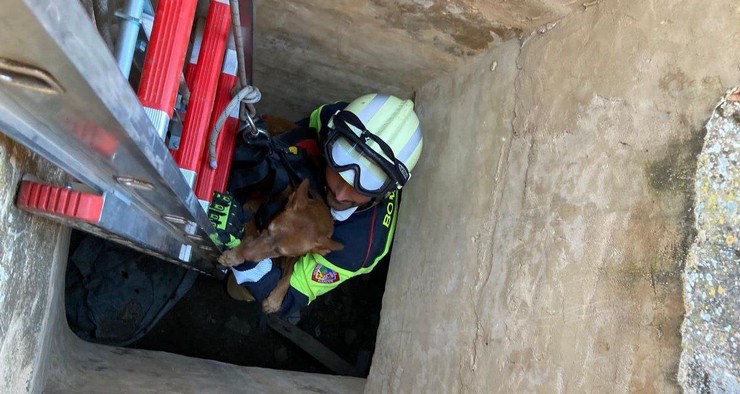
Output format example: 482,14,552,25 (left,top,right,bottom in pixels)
65,230,391,377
